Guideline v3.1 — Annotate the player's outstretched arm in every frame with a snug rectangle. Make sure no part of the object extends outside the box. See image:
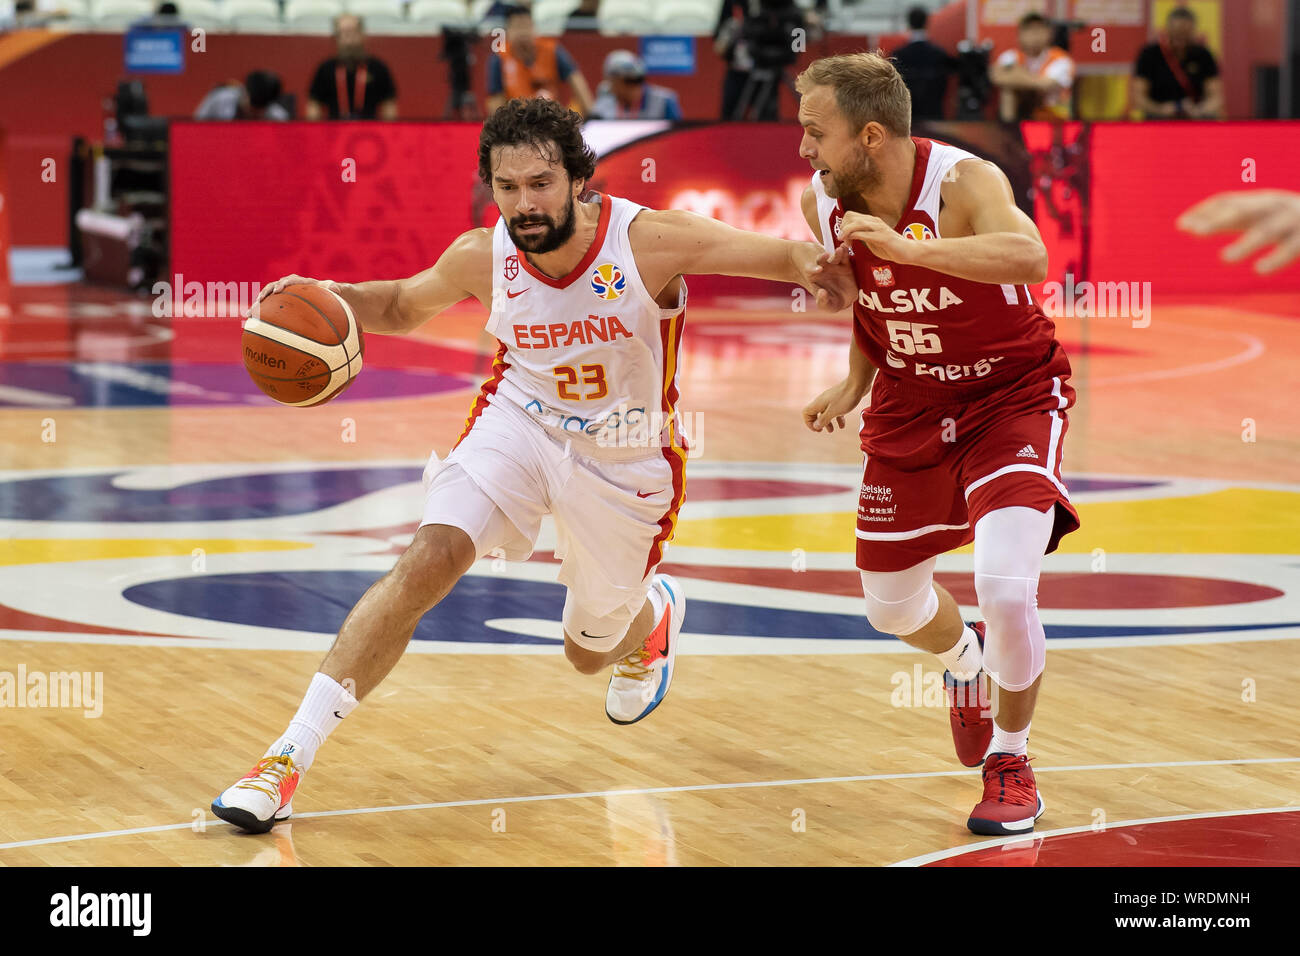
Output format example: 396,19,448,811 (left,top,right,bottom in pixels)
630,208,857,311
837,159,1049,285
253,228,491,335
